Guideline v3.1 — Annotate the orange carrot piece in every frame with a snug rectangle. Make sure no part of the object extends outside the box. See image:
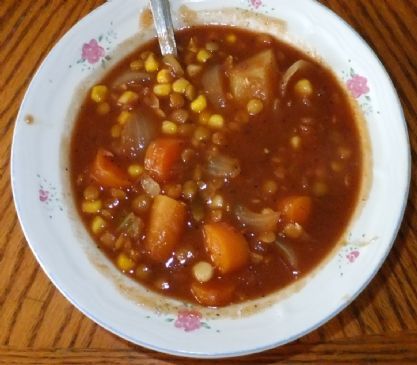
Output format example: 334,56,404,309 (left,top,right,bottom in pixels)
145,195,186,262
277,196,312,225
144,138,184,182
203,223,249,274
191,280,235,307
90,148,131,188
